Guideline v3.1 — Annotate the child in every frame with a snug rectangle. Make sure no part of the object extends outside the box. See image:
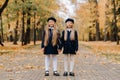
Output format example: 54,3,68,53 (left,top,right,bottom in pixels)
60,18,78,76
41,17,61,76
